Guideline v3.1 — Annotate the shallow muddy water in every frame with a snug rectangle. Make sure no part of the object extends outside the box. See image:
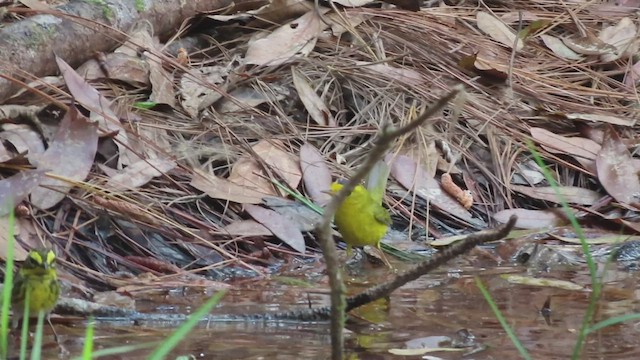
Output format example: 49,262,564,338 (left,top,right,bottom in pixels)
17,257,640,359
